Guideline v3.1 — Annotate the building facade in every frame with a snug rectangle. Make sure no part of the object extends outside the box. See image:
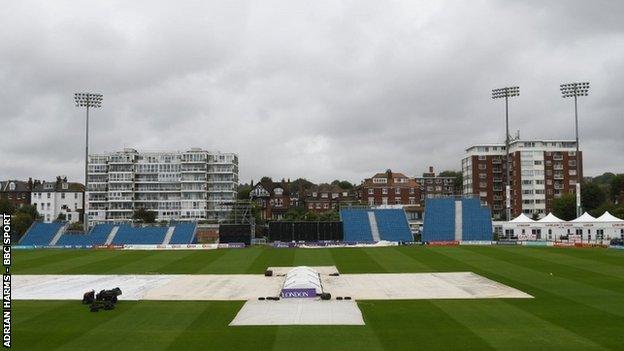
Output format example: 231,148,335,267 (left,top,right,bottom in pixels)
31,177,84,223
303,184,358,213
462,140,582,219
358,170,423,220
414,166,457,205
249,180,298,220
0,180,32,208
87,148,238,224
